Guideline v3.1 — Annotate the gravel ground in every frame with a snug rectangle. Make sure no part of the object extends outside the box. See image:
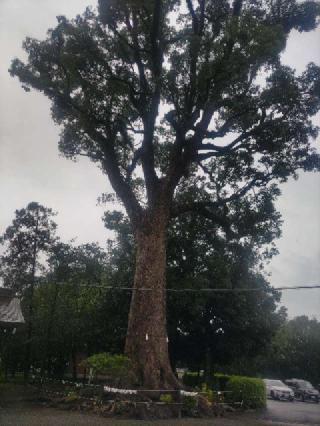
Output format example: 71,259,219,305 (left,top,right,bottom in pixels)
0,384,294,426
